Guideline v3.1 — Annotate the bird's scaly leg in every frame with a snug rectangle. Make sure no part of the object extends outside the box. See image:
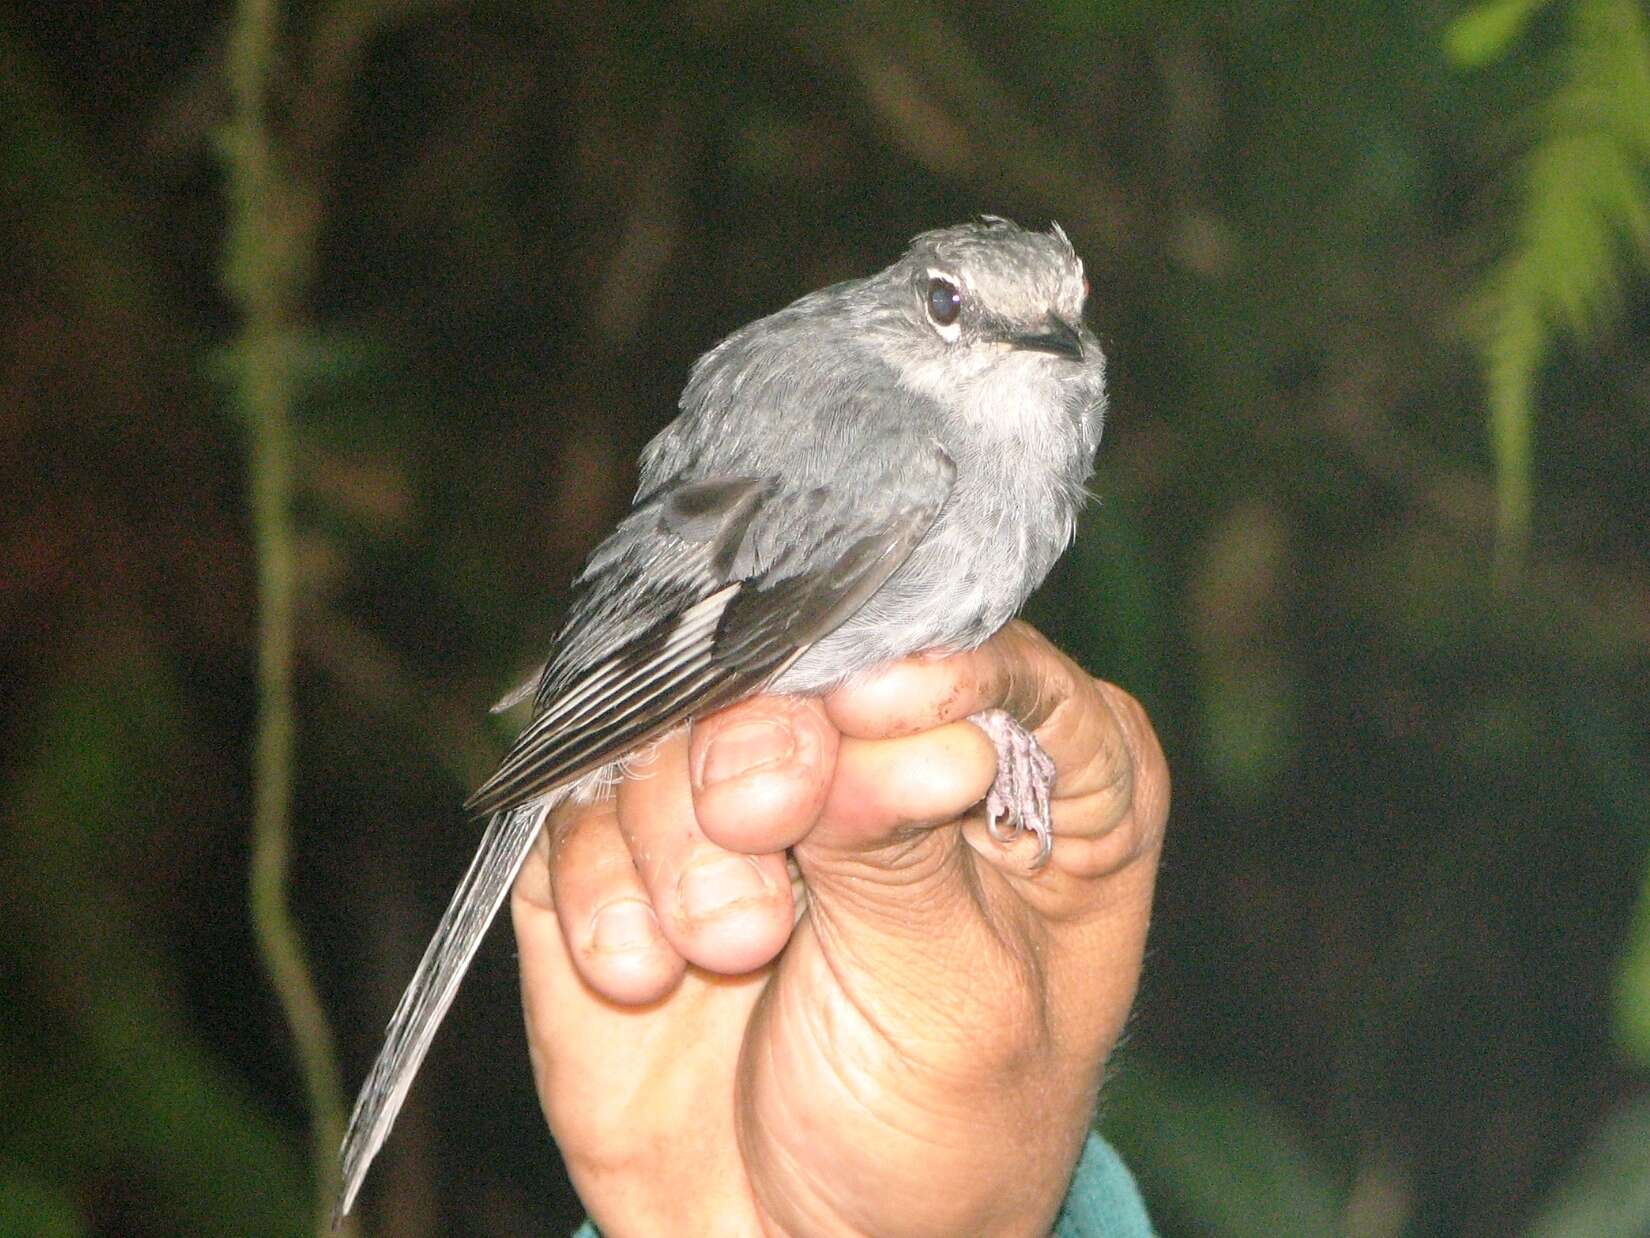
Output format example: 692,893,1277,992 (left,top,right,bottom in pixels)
970,708,1056,867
